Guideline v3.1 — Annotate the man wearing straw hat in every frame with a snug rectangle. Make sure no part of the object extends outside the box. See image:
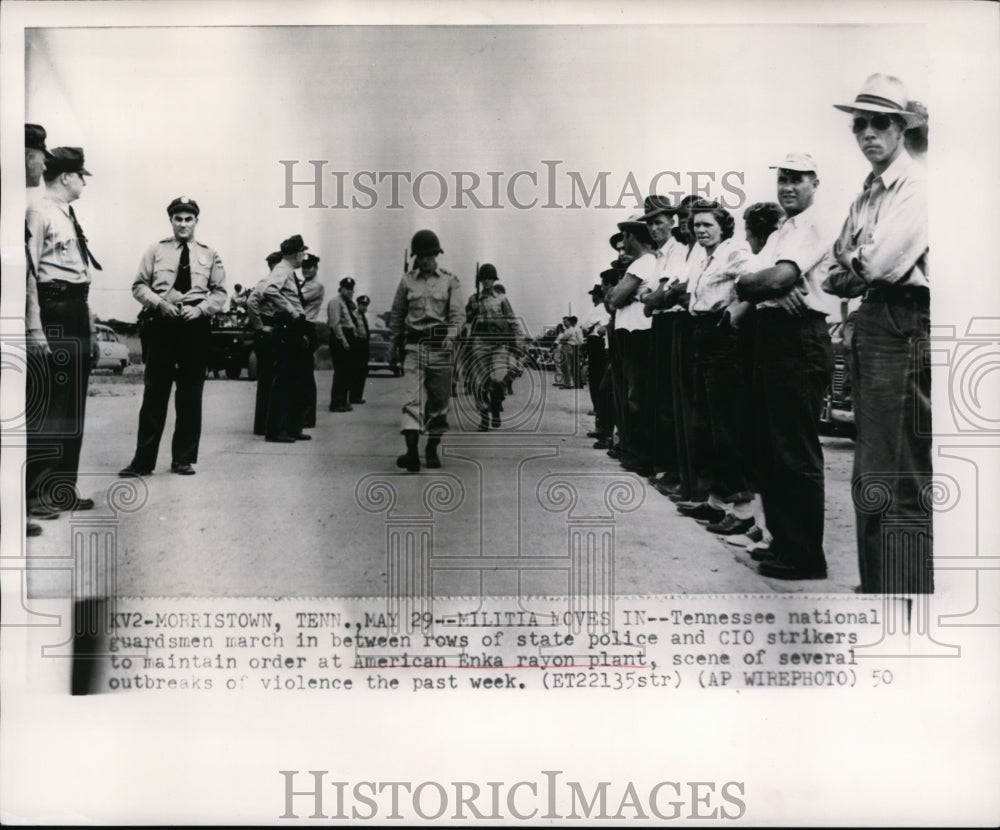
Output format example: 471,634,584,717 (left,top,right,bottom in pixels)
824,73,930,593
